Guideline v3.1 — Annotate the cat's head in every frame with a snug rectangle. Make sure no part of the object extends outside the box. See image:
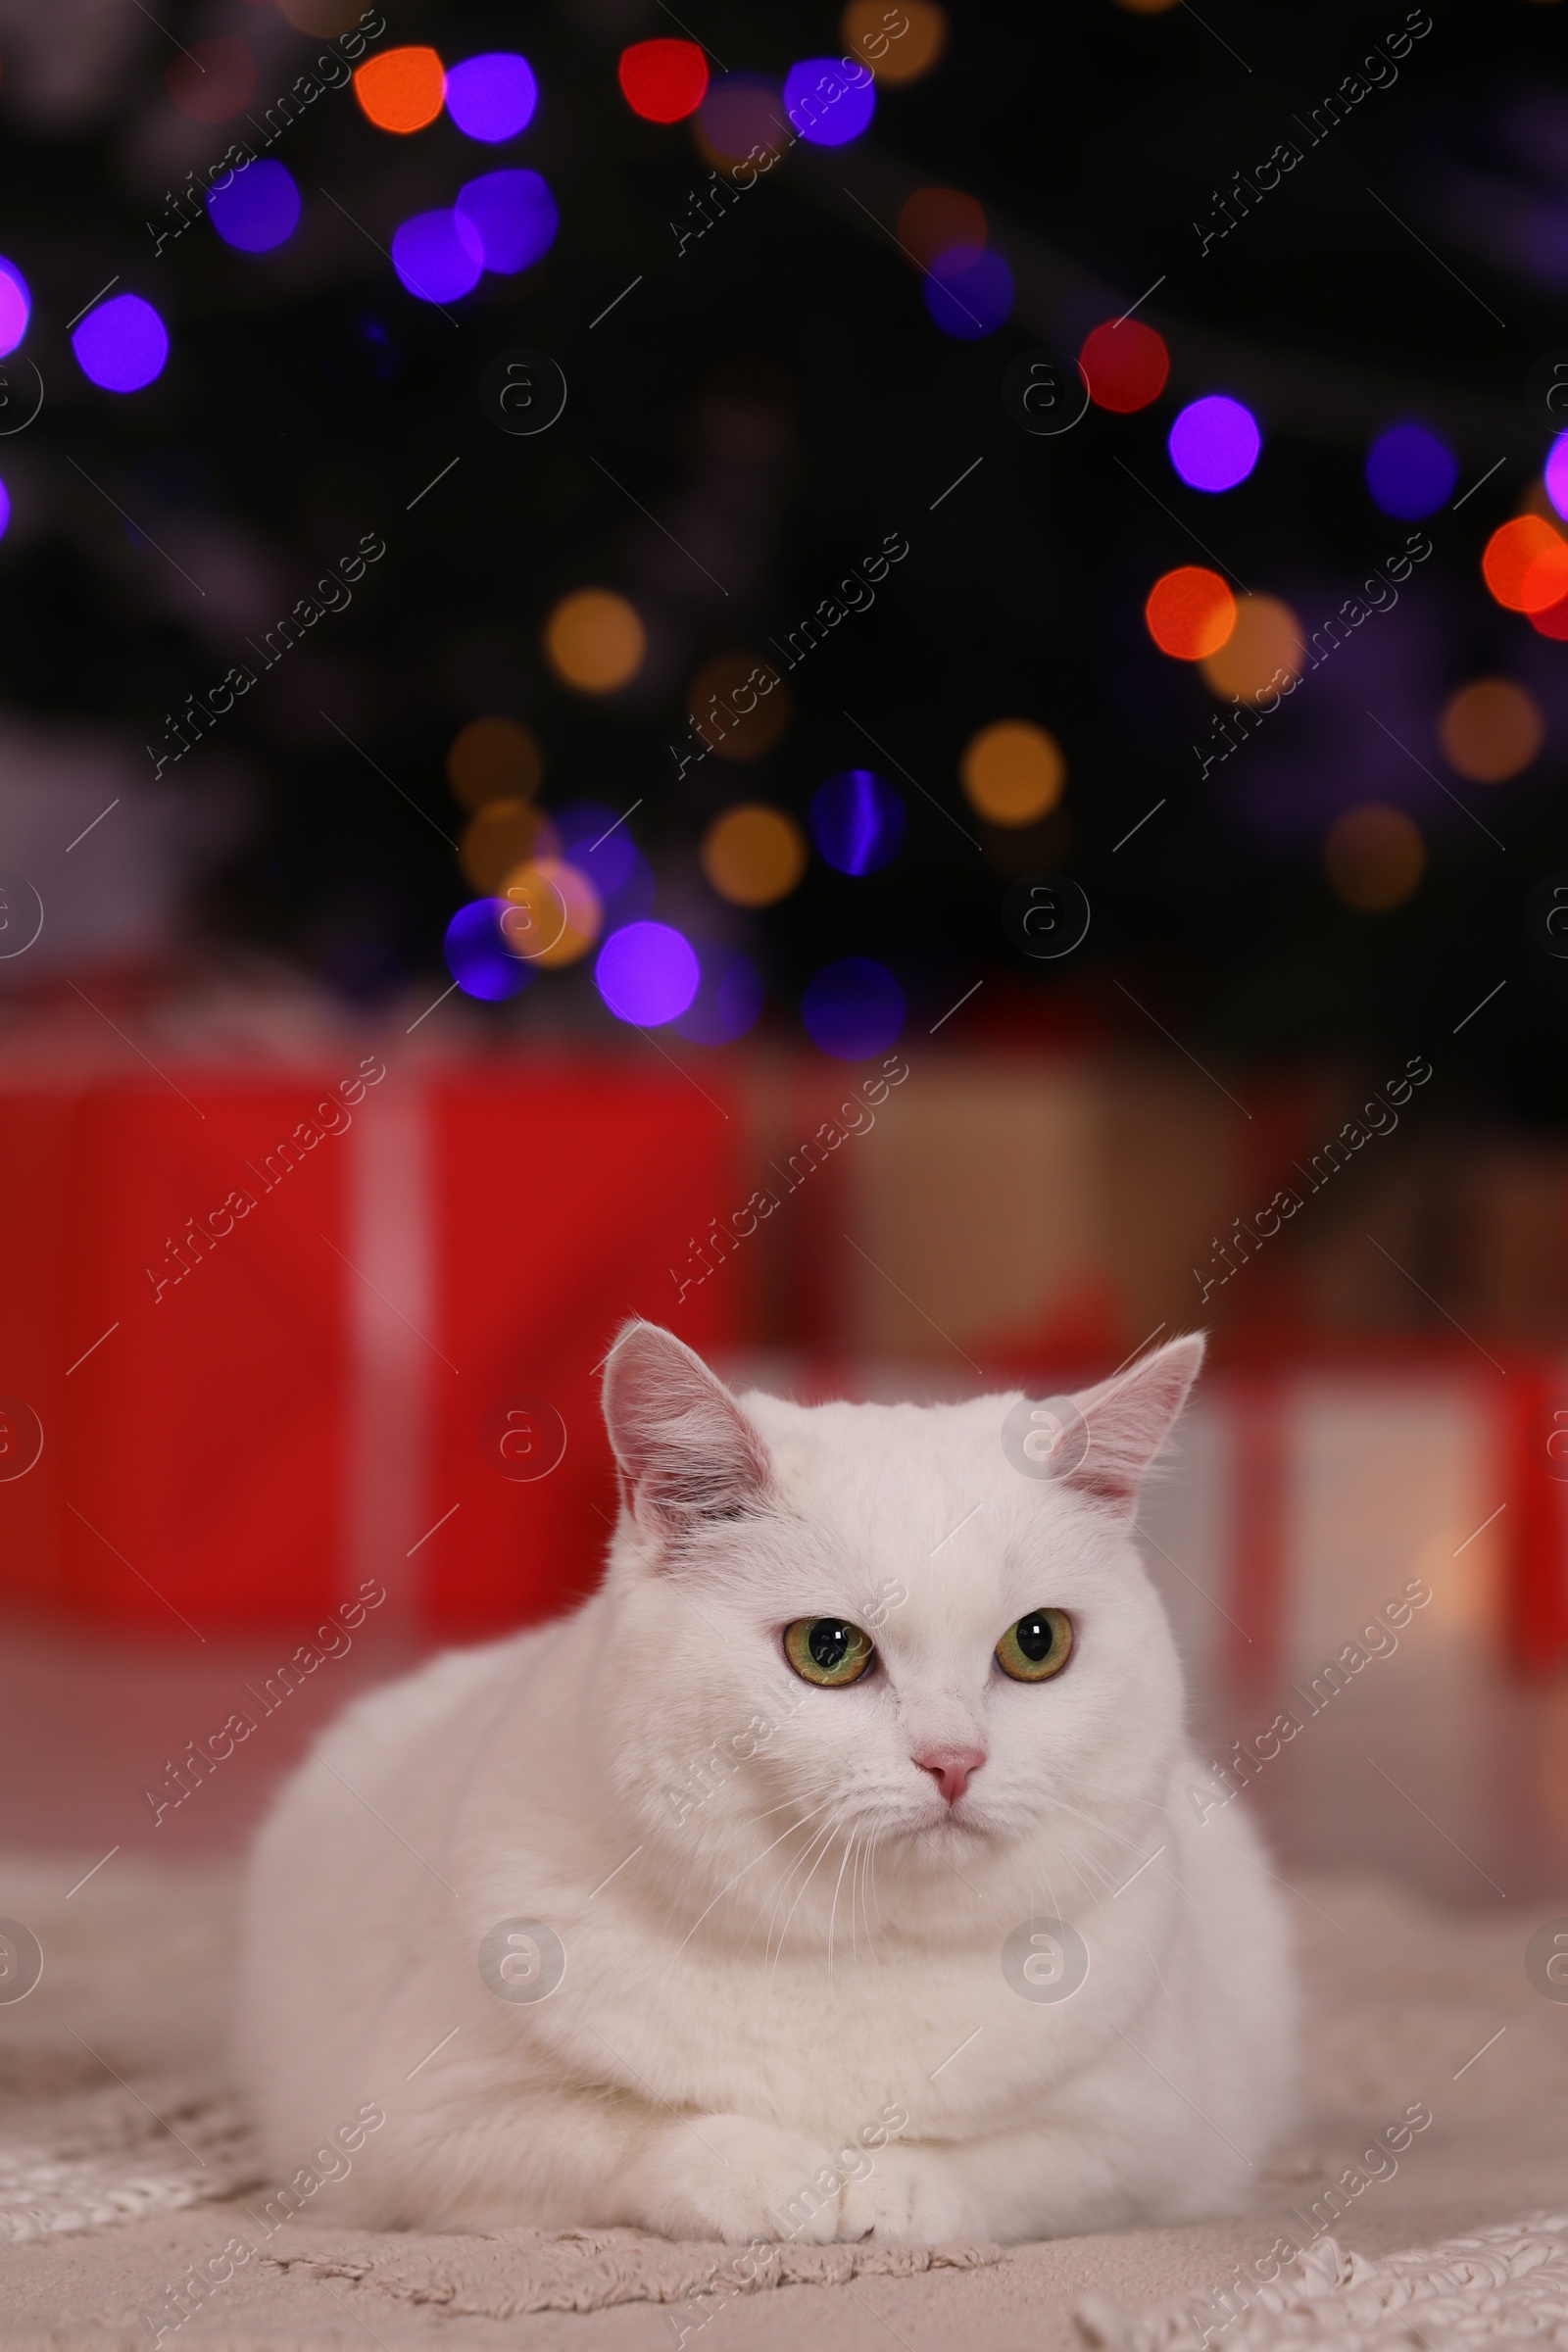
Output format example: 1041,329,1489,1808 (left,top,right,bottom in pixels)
596,1323,1201,1880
